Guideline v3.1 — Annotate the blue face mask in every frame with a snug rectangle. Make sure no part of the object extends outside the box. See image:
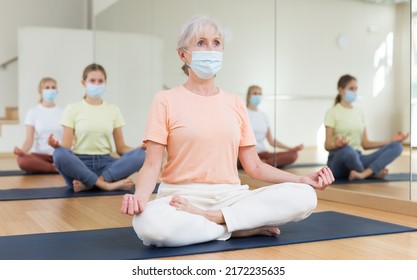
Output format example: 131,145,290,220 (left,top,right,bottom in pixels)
86,84,106,99
42,89,58,103
250,95,263,106
185,50,223,79
343,90,357,104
